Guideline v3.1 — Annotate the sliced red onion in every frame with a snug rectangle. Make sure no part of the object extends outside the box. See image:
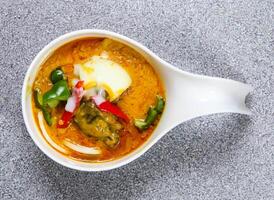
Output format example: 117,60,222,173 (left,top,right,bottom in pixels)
92,95,106,106
65,81,84,113
74,87,84,100
97,88,106,98
65,96,77,112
